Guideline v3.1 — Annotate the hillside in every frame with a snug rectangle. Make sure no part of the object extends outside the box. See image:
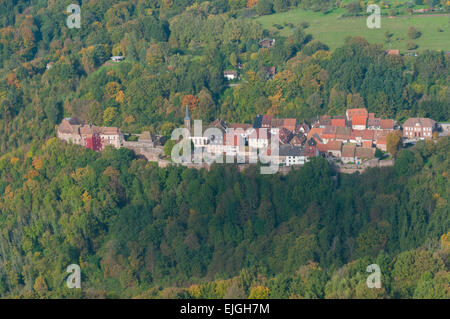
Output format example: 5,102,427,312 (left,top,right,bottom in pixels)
255,8,450,51
0,0,448,299
0,137,448,298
